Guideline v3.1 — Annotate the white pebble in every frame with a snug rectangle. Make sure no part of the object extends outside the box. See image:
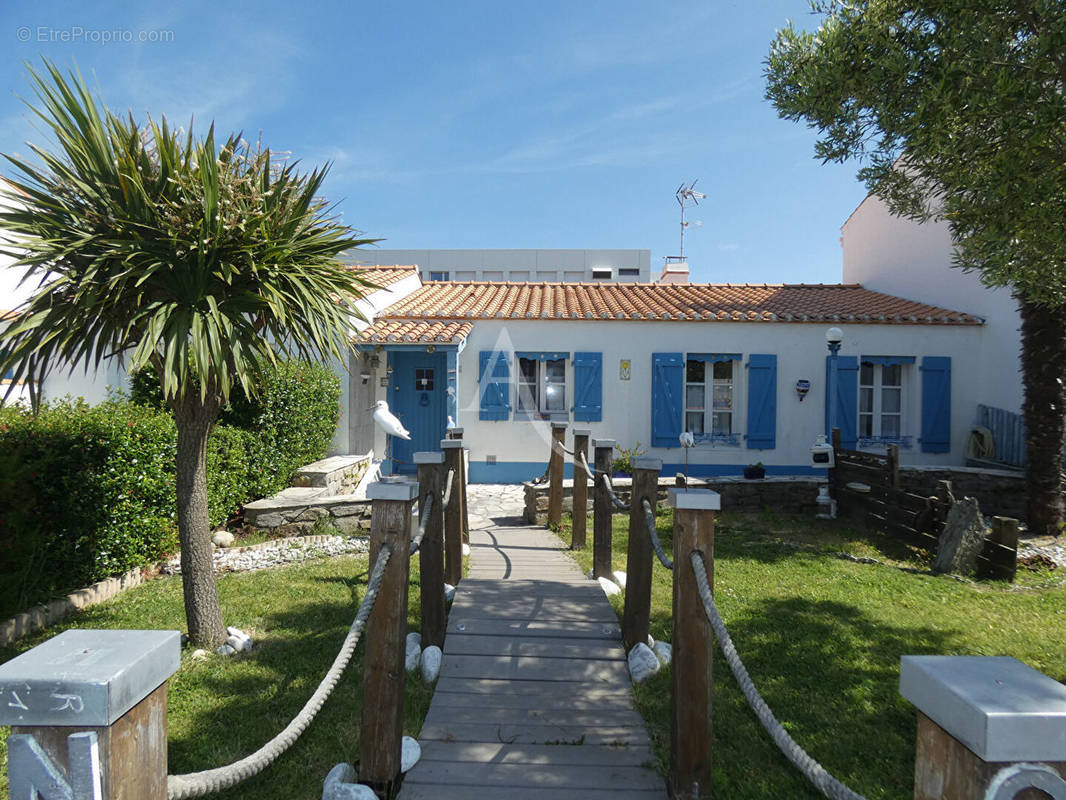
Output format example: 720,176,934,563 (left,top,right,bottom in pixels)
322,763,376,799
216,644,236,656
647,633,655,647
598,576,622,597
461,543,471,556
401,736,421,772
191,649,208,661
421,645,442,685
612,570,627,589
628,643,660,683
653,641,672,666
443,583,456,603
212,530,235,548
405,632,422,672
